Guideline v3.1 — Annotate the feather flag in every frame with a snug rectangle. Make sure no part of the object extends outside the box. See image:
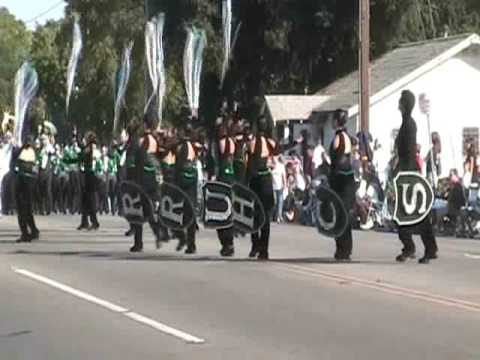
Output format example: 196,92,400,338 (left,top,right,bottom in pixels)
144,13,166,128
13,62,39,147
184,26,207,115
113,41,134,135
66,17,83,115
193,29,207,111
219,0,241,90
219,0,232,90
183,28,195,114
